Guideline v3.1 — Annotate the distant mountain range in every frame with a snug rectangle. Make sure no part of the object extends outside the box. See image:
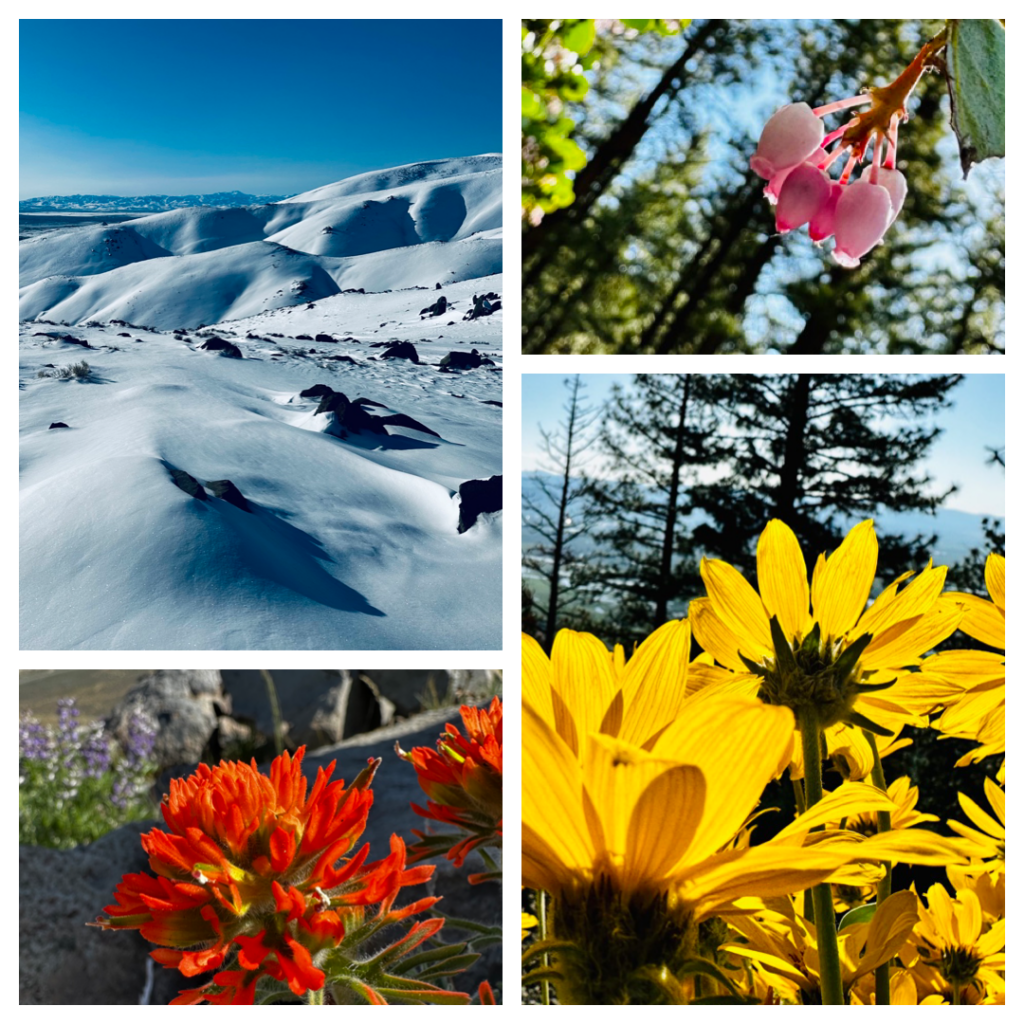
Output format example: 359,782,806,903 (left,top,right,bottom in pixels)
20,191,290,213
522,471,998,567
